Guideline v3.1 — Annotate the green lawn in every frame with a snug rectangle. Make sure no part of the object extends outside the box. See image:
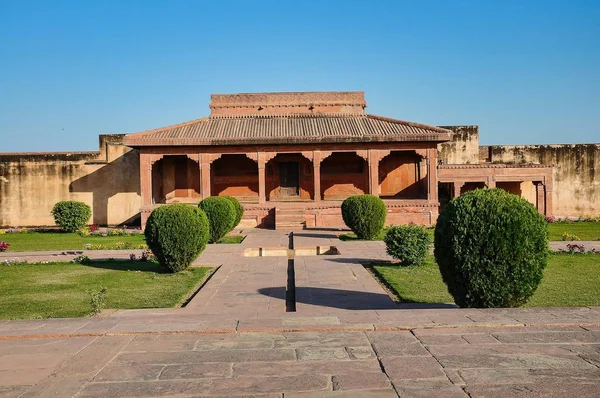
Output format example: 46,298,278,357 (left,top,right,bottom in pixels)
1,232,247,251
1,232,147,252
340,222,600,242
548,222,600,241
0,261,212,319
370,254,600,307
217,234,246,244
